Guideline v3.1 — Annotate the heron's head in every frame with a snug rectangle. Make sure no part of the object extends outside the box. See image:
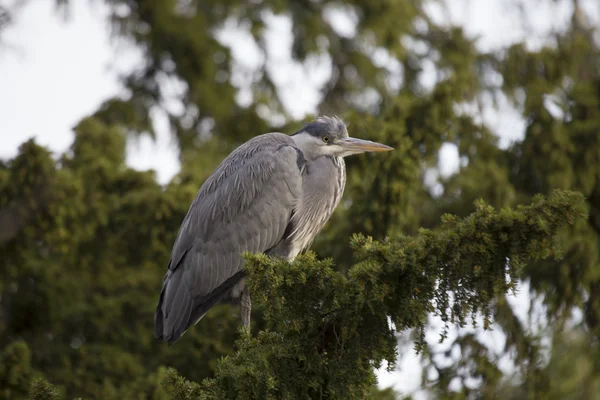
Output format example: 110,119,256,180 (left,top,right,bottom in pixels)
292,116,393,159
